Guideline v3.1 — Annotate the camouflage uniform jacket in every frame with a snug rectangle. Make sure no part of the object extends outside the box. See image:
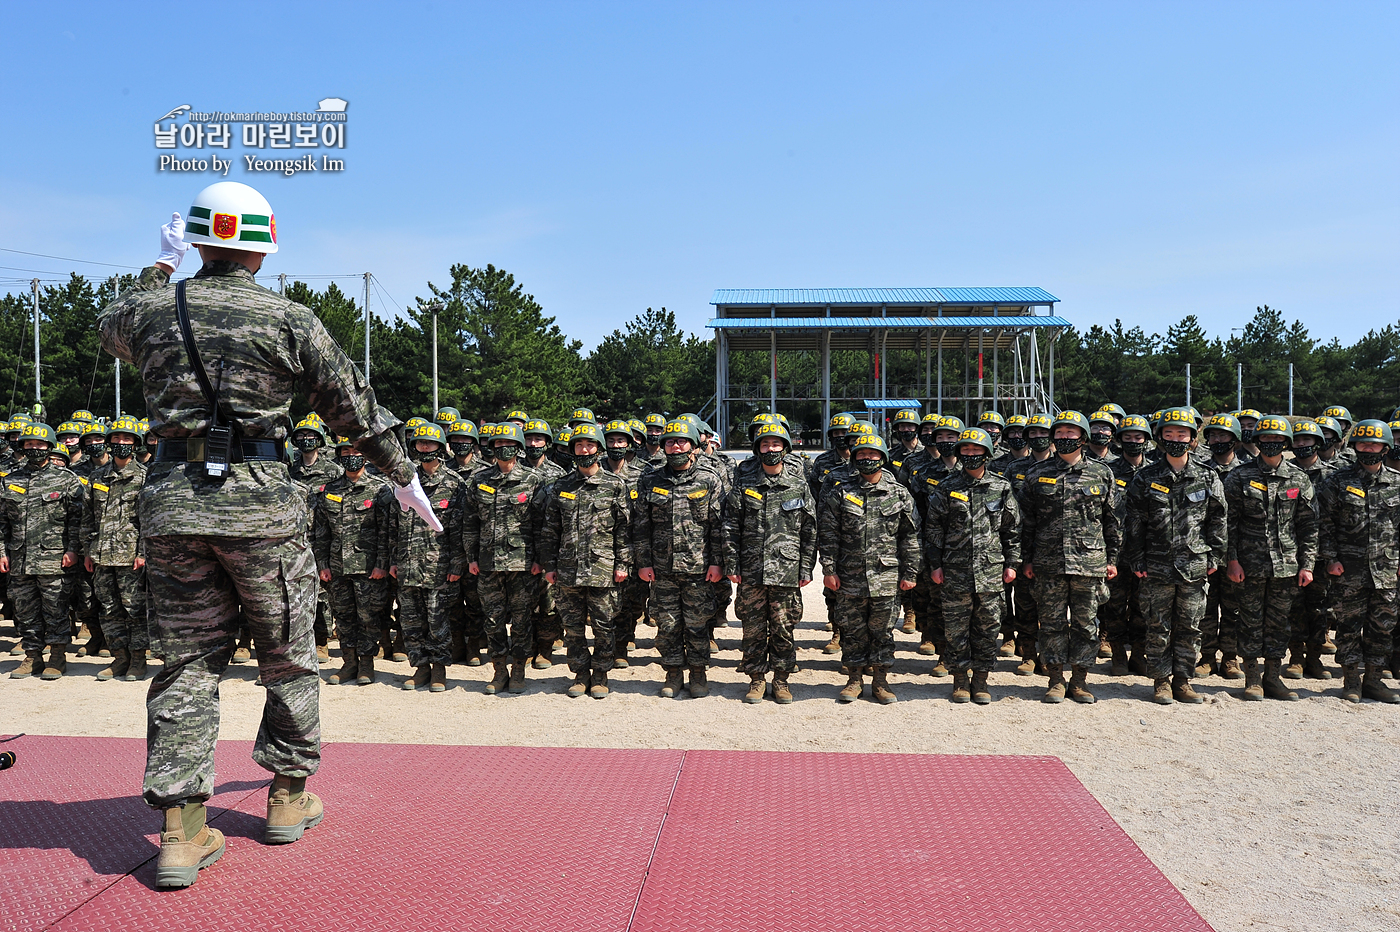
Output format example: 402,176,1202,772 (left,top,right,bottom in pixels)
1109,456,1149,524
632,464,725,575
894,445,935,488
1317,464,1400,588
313,471,393,576
723,462,817,587
888,441,925,485
988,448,1024,477
462,463,544,572
907,457,961,520
97,262,410,539
72,456,108,481
525,455,565,486
538,468,634,586
817,470,921,597
924,468,1019,592
1085,446,1119,466
389,465,465,586
445,455,479,479
736,451,811,486
1018,455,1121,575
809,449,850,502
0,463,84,574
1223,458,1318,578
1004,454,1051,497
1122,459,1227,583
82,457,146,566
639,447,665,471
291,452,344,493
